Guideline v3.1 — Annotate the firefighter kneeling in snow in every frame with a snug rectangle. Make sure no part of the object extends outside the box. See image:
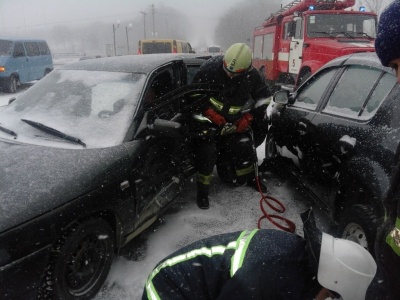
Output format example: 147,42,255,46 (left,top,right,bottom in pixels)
142,209,376,300
191,43,272,209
